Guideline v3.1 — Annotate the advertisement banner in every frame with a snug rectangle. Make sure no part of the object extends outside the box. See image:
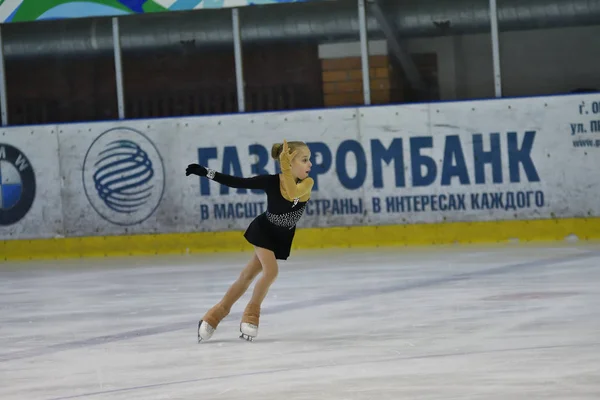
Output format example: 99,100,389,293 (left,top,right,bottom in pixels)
58,118,185,237
185,94,600,231
2,93,599,239
0,0,319,23
181,107,363,232
0,126,63,240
